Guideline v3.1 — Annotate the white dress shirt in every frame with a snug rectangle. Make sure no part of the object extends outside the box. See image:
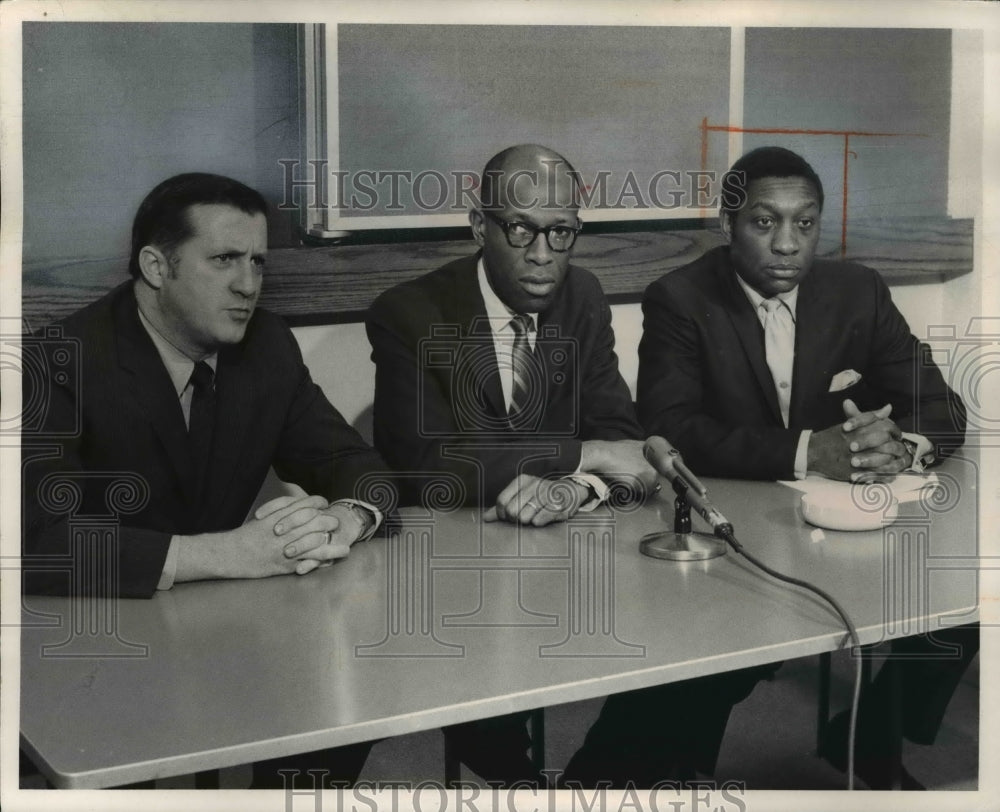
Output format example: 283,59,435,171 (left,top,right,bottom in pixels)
477,259,608,508
137,306,381,590
735,274,932,478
